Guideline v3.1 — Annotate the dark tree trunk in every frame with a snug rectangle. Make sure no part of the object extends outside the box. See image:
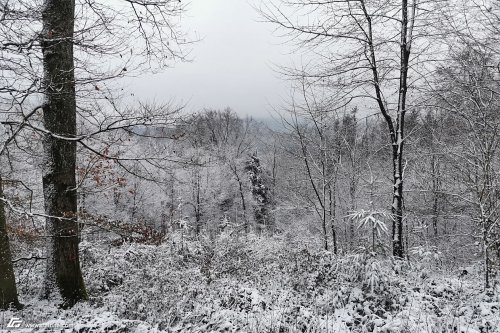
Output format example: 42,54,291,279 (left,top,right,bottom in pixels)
195,170,202,235
390,0,412,259
0,177,21,309
231,164,248,233
245,155,273,232
349,173,356,250
329,183,338,255
41,0,87,308
431,154,440,237
360,0,412,259
391,141,405,258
